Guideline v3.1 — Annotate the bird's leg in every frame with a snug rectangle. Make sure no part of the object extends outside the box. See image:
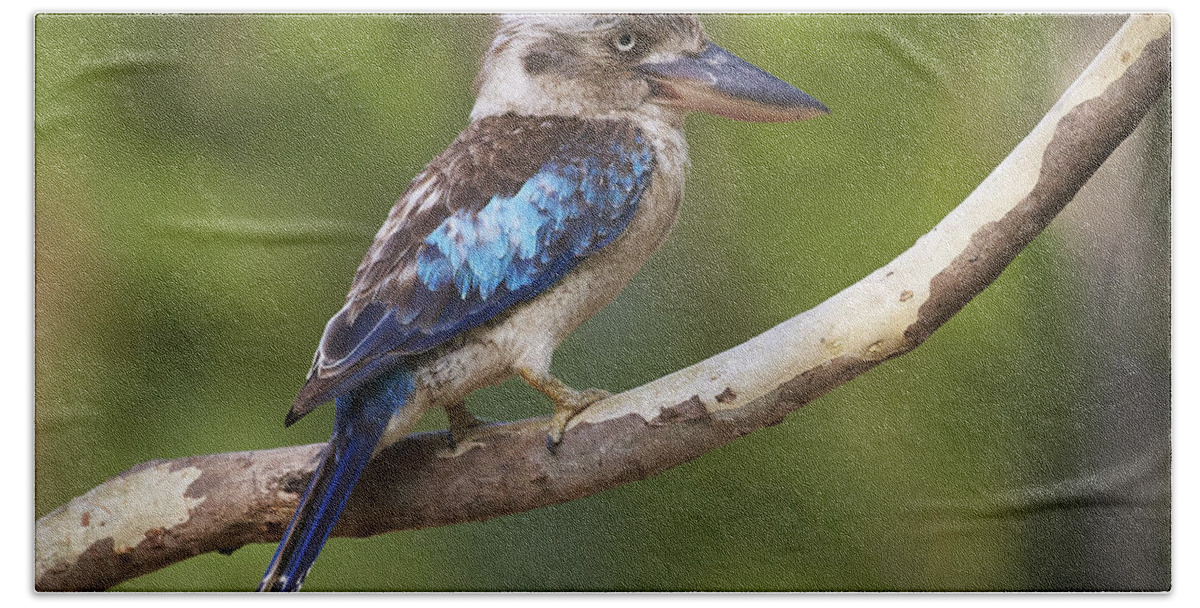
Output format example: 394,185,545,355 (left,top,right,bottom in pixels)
517,367,611,451
444,401,487,448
